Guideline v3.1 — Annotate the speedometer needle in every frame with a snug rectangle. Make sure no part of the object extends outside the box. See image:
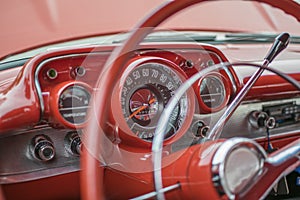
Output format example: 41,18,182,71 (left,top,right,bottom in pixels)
129,98,156,119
